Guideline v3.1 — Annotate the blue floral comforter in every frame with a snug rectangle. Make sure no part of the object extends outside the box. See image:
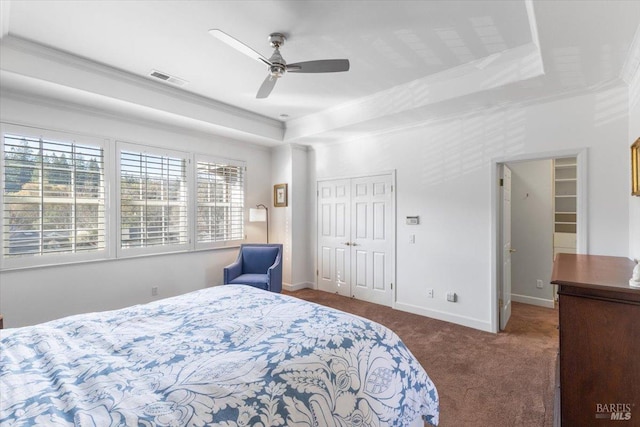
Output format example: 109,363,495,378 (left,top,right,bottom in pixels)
0,285,439,426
